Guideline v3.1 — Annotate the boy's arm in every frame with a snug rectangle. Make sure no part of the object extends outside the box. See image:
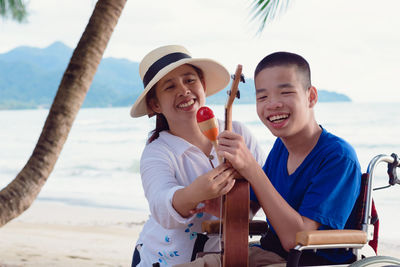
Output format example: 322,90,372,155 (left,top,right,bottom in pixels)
247,164,320,250
250,200,261,219
217,130,320,251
